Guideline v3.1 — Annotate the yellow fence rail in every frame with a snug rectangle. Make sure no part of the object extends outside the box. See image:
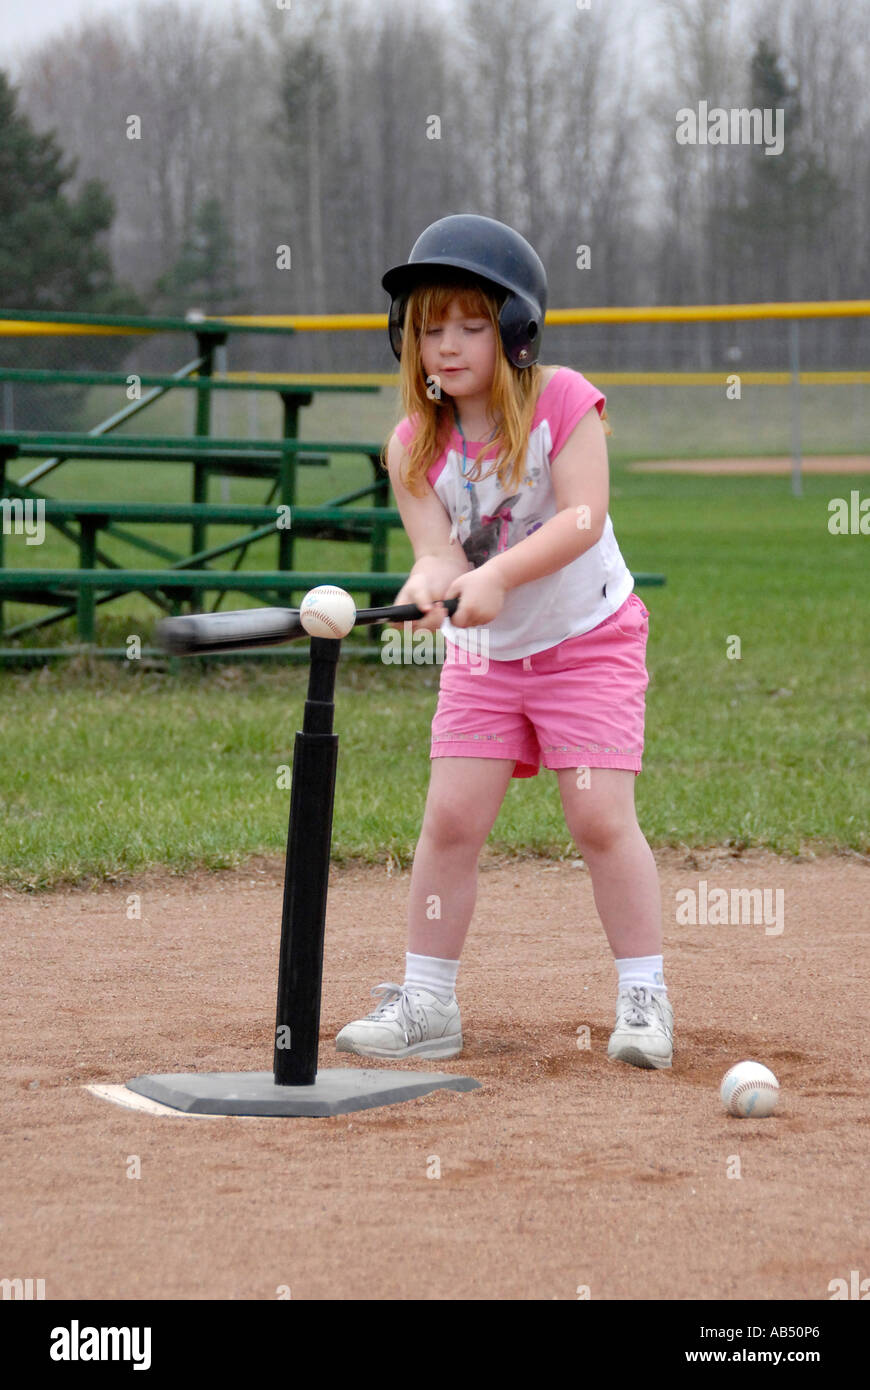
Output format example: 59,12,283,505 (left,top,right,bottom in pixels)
3,299,870,338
